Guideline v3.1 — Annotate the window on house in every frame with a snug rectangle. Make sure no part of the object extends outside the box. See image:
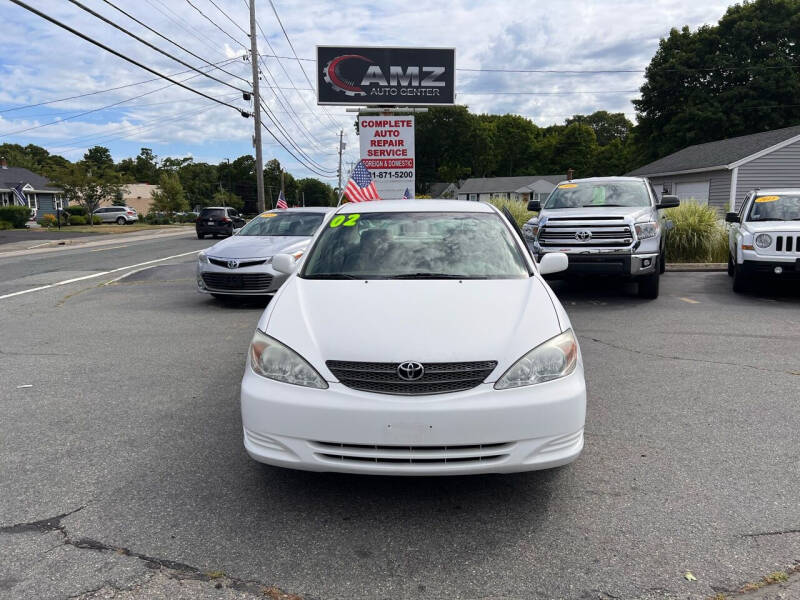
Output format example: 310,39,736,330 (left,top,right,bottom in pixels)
661,183,673,195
